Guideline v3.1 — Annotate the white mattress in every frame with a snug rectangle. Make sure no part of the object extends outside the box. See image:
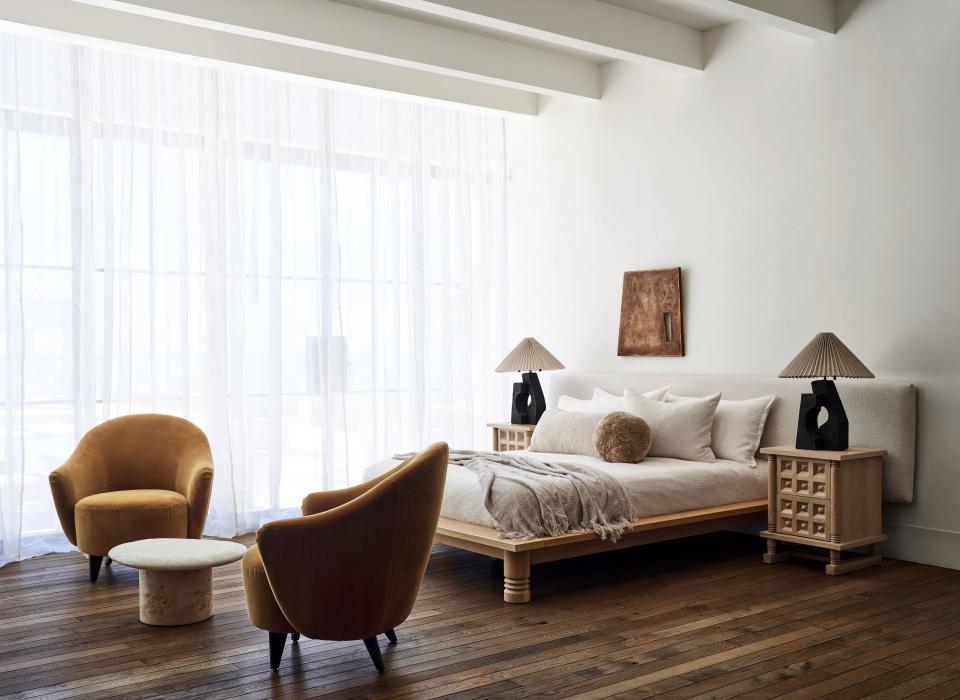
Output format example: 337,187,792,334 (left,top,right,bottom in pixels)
363,451,768,530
